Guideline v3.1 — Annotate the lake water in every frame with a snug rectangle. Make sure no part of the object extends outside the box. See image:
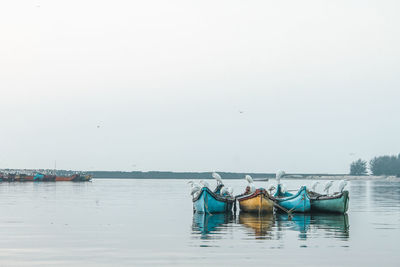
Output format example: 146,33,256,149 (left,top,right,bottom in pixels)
0,179,399,266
